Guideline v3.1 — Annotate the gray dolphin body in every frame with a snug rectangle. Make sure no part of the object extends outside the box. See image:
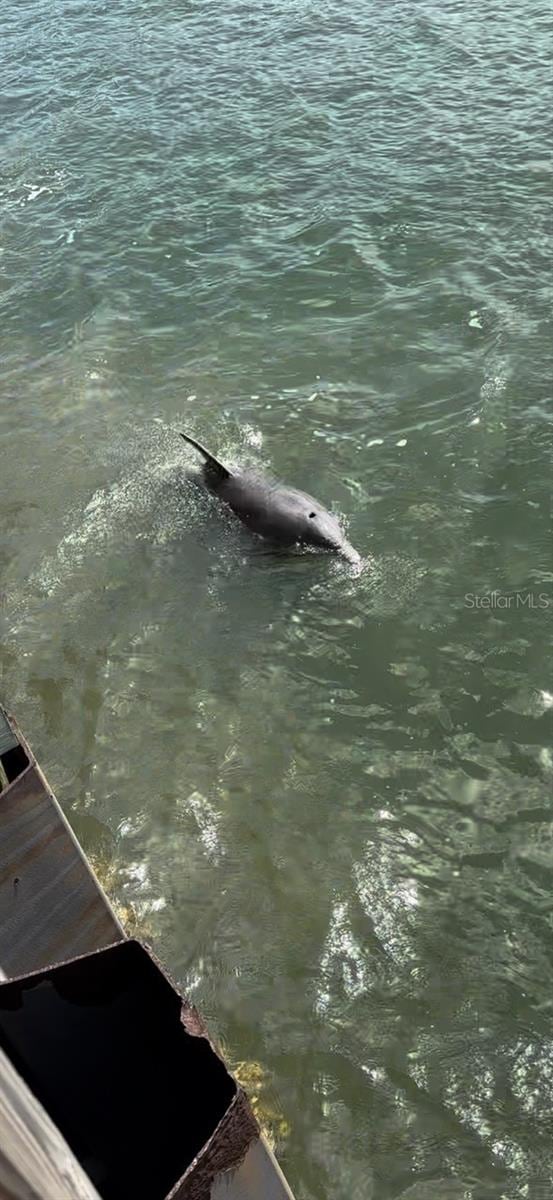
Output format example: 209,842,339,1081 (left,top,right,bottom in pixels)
179,432,360,564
